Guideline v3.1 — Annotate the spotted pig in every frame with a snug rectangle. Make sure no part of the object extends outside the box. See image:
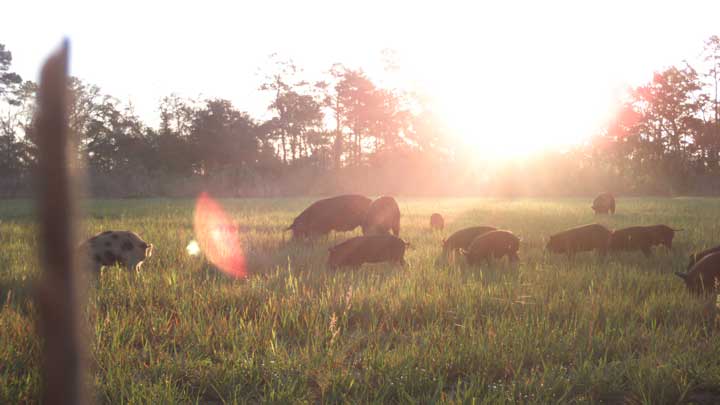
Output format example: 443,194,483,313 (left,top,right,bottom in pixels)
80,230,153,272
